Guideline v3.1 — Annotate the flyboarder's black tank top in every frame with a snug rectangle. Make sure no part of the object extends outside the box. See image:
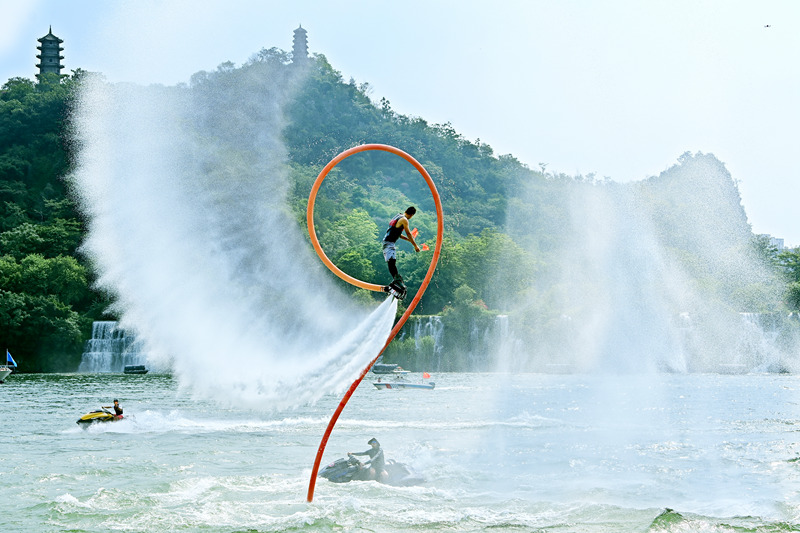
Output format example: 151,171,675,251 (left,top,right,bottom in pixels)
383,213,404,243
